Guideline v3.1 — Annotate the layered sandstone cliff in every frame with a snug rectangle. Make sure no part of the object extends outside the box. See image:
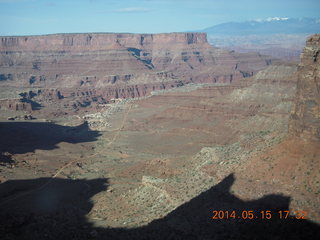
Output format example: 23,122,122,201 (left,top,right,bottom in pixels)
0,33,271,89
289,34,320,141
0,33,208,51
